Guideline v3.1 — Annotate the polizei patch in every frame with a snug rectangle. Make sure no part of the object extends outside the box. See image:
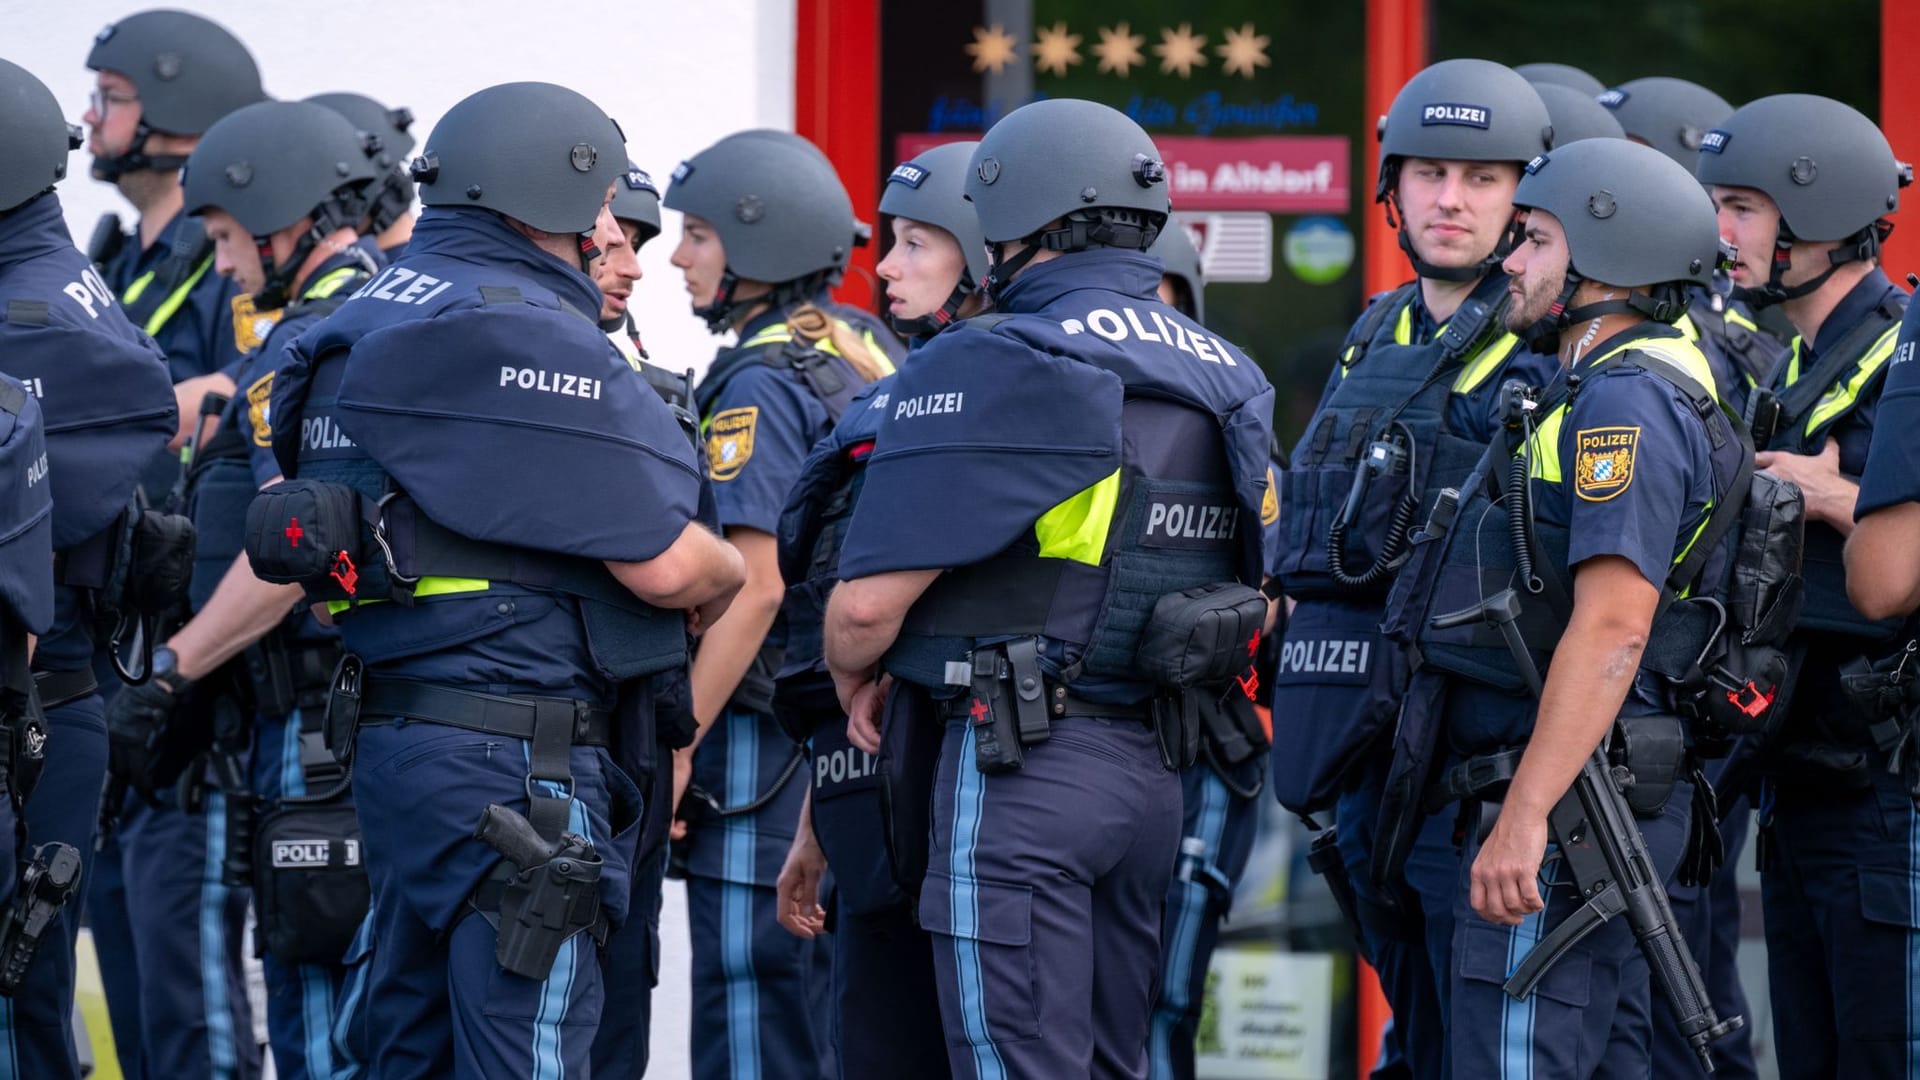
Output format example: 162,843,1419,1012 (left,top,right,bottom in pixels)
1575,425,1639,502
1421,103,1491,129
271,838,361,868
1141,495,1240,549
